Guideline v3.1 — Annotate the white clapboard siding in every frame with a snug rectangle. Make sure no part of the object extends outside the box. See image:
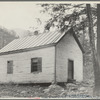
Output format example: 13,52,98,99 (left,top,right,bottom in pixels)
56,32,83,82
0,46,55,83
